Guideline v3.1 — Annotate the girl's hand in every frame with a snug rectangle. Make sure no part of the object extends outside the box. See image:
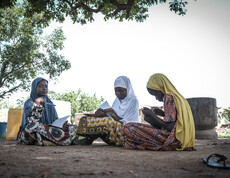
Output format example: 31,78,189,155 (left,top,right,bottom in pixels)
152,107,165,117
35,97,45,106
62,121,69,131
142,107,155,117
